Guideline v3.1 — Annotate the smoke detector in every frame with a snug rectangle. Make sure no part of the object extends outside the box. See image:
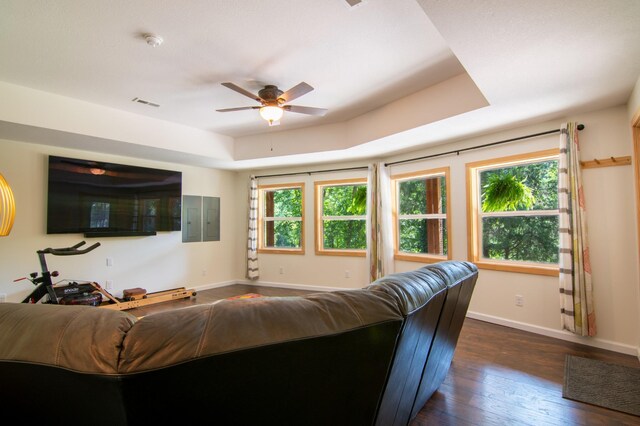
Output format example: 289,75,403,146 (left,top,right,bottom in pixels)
144,34,163,47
